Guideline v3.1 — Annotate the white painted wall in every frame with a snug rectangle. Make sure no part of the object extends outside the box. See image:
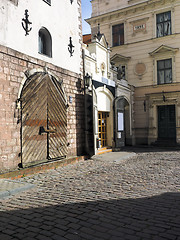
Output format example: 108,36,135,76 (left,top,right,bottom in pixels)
0,0,82,74
97,91,111,112
83,36,115,85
